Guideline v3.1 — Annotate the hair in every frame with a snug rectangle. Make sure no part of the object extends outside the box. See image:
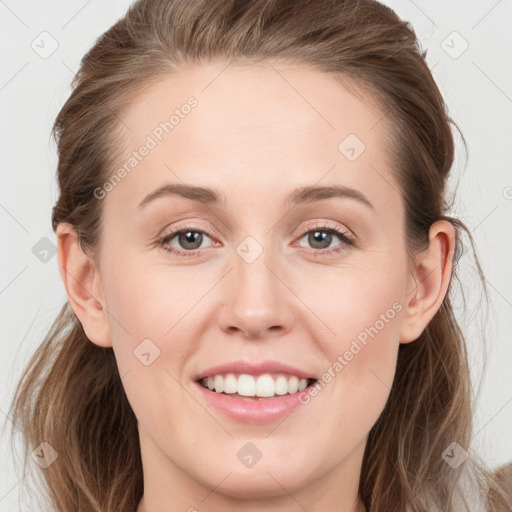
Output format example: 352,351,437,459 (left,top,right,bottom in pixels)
491,464,512,512
7,0,512,511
